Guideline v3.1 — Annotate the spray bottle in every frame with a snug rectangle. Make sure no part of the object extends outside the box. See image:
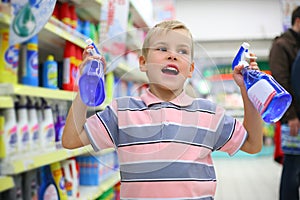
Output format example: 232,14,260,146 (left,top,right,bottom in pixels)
79,38,105,106
0,107,18,158
27,97,40,151
15,96,30,153
40,98,55,151
232,42,292,123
